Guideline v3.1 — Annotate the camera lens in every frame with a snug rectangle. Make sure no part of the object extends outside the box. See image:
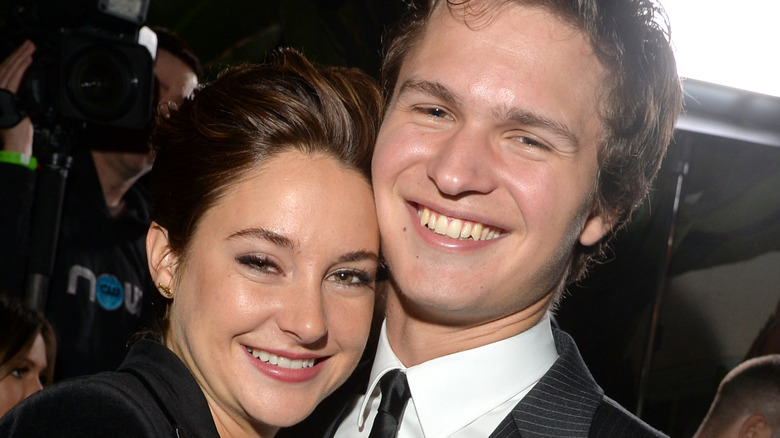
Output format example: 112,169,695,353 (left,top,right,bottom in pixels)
65,46,138,121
